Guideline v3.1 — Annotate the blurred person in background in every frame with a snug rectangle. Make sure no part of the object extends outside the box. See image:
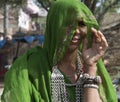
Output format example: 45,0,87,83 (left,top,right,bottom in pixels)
0,35,16,70
0,35,13,77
